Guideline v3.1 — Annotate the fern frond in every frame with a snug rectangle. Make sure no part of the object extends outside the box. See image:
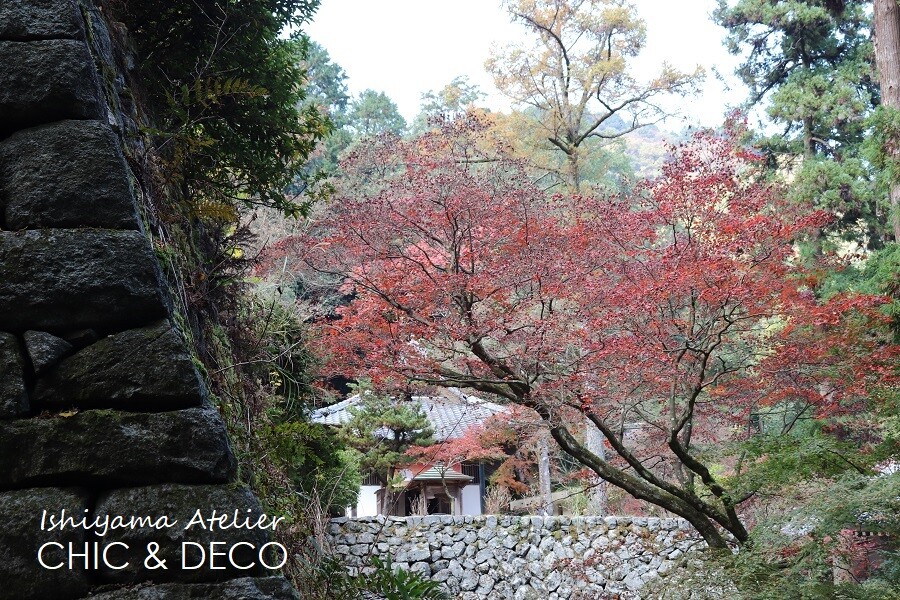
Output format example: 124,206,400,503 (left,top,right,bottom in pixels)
190,200,239,224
